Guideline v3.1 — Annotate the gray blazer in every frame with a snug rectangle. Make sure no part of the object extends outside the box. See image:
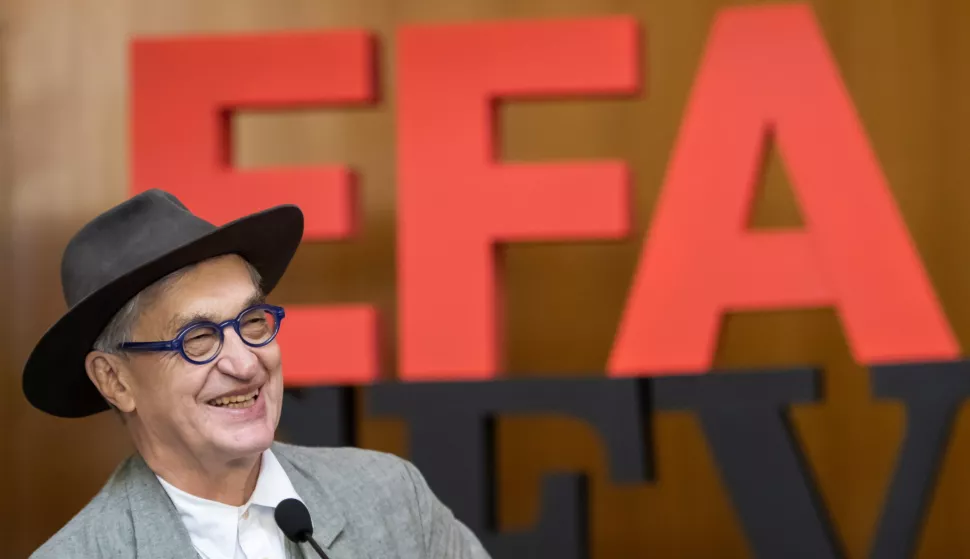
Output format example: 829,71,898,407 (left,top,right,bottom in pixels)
30,442,491,559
